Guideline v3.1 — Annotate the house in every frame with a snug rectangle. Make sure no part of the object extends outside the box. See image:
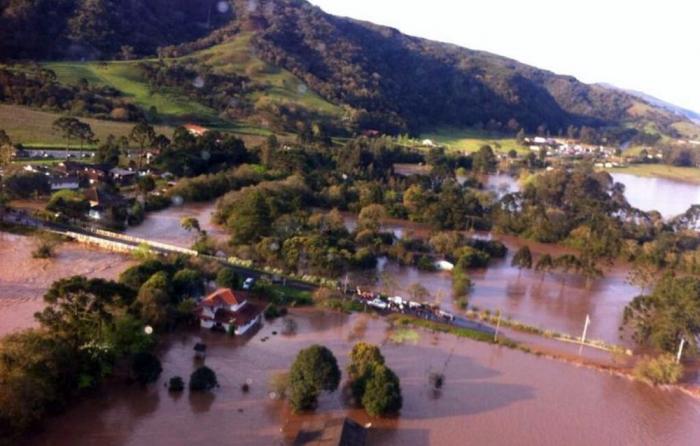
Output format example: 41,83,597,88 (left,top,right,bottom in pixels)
109,167,138,185
84,187,128,222
184,123,209,137
57,161,110,184
198,288,262,335
293,418,367,446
